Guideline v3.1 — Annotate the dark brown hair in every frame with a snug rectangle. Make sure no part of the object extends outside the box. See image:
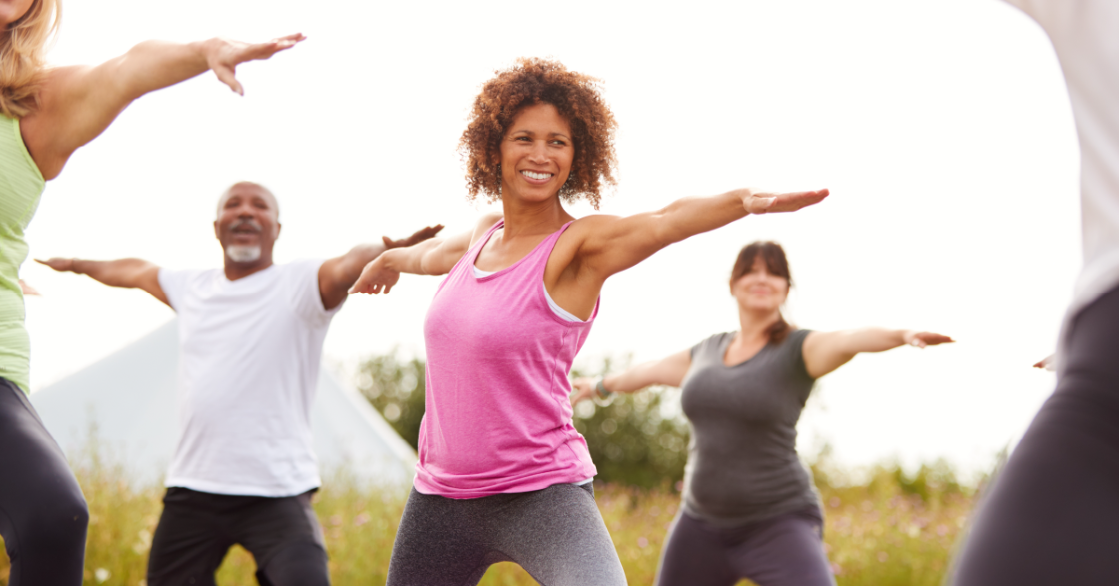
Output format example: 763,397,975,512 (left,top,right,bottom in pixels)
457,57,618,209
729,241,794,344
